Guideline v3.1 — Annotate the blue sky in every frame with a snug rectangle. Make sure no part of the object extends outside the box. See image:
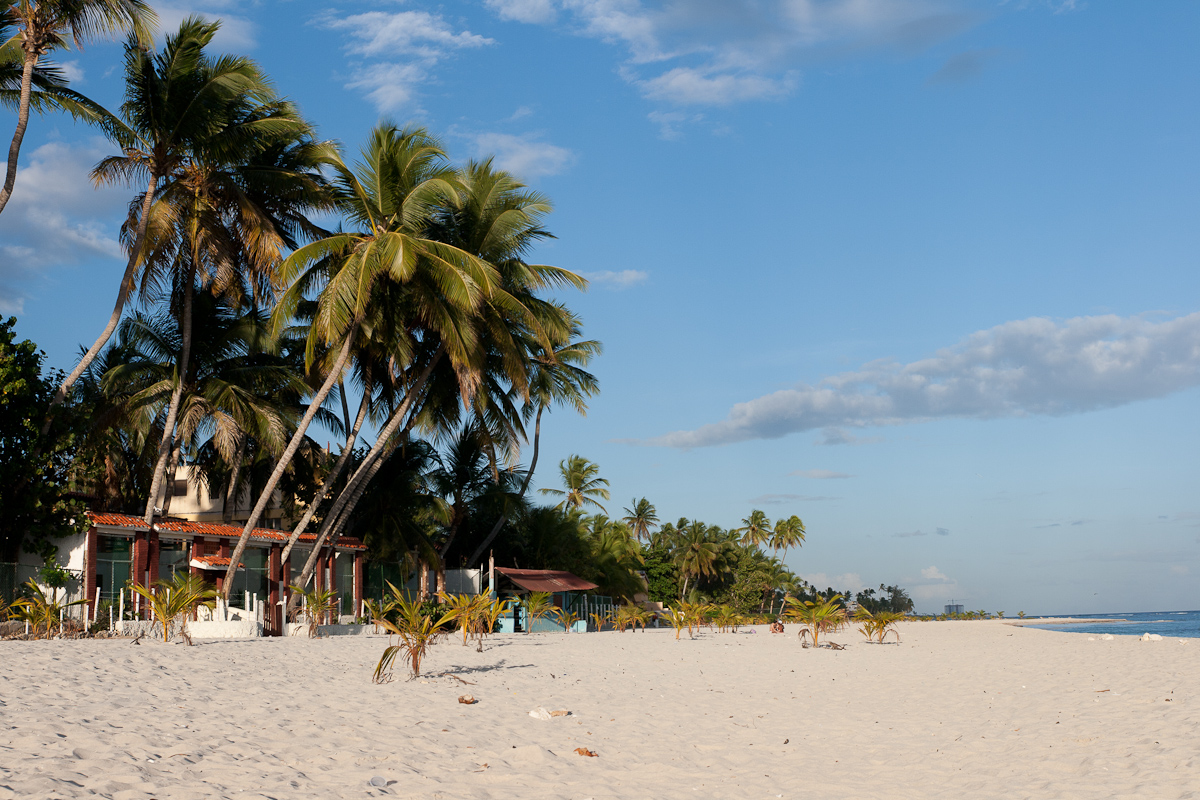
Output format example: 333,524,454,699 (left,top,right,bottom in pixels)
4,0,1198,614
